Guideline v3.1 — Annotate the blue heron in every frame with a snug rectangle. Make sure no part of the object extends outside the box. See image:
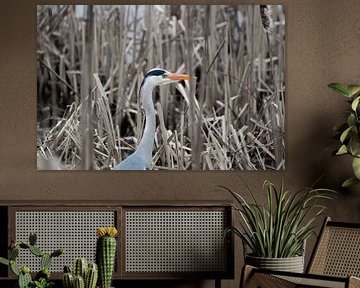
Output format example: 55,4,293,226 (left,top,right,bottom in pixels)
112,68,190,170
